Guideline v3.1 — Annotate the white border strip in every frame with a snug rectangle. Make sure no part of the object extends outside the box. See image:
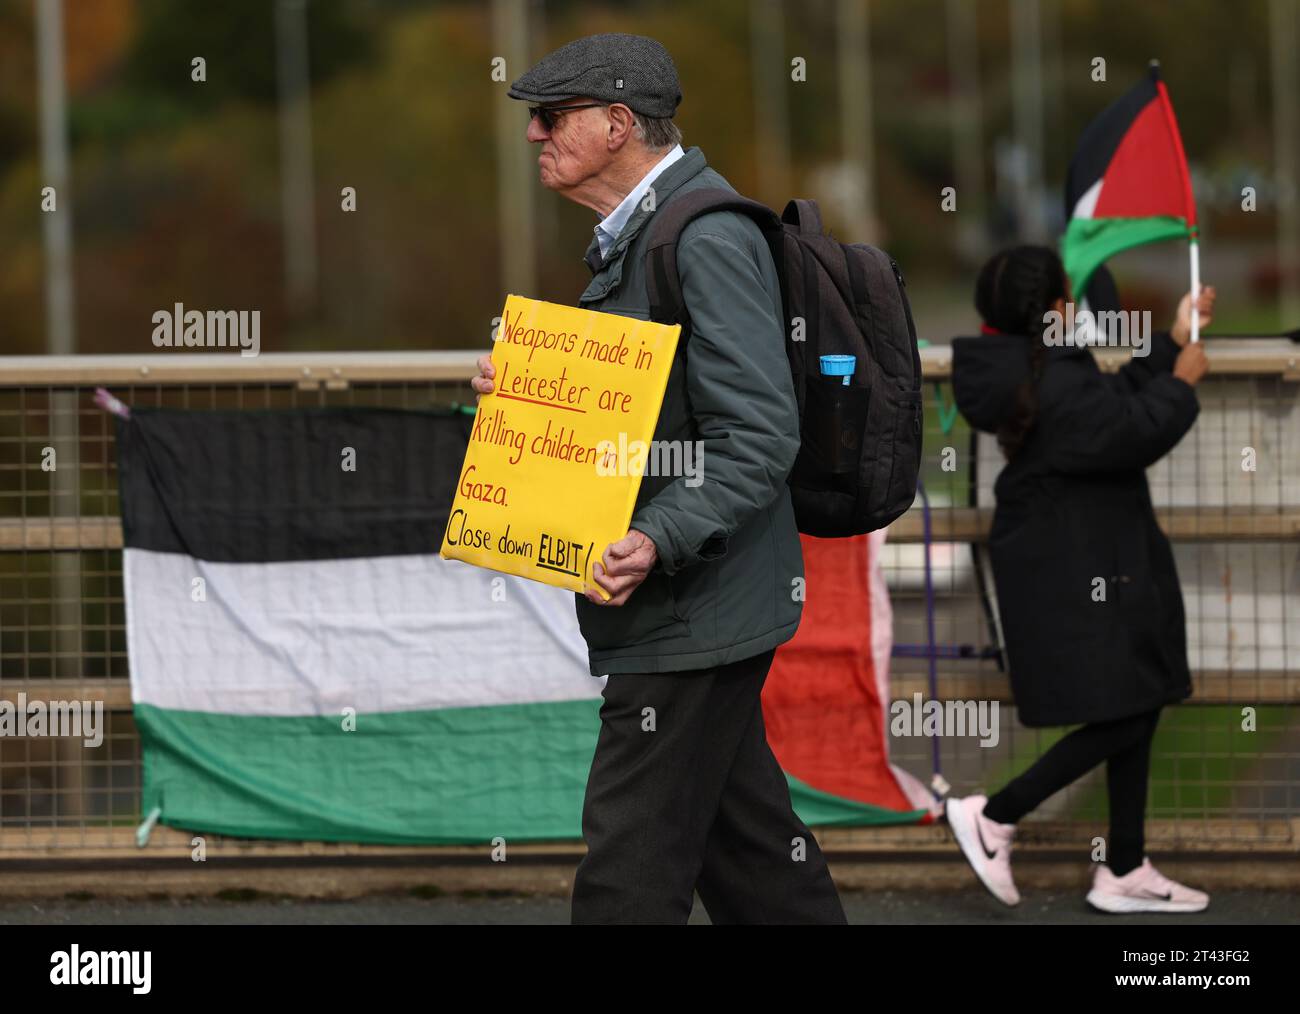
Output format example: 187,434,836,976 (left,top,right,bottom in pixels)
124,548,599,716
